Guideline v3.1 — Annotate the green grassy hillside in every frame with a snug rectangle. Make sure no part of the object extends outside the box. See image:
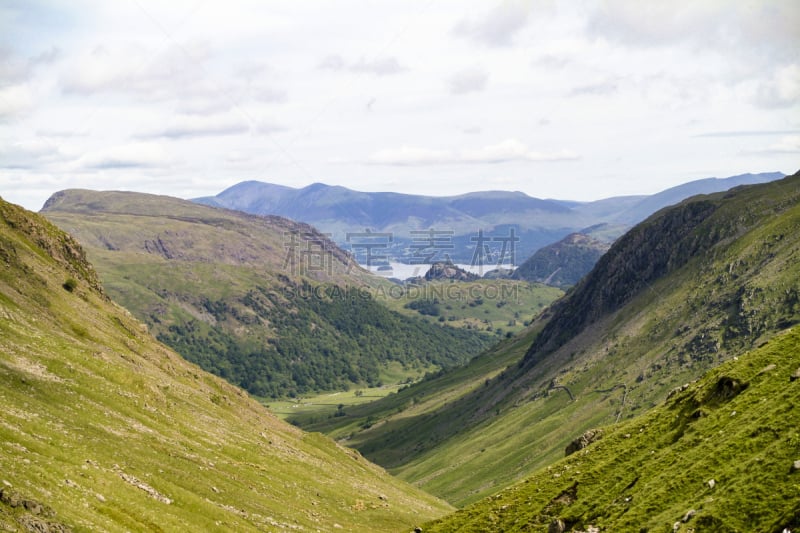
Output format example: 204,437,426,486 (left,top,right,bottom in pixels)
311,173,800,506
42,190,491,398
0,196,451,531
425,326,800,532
